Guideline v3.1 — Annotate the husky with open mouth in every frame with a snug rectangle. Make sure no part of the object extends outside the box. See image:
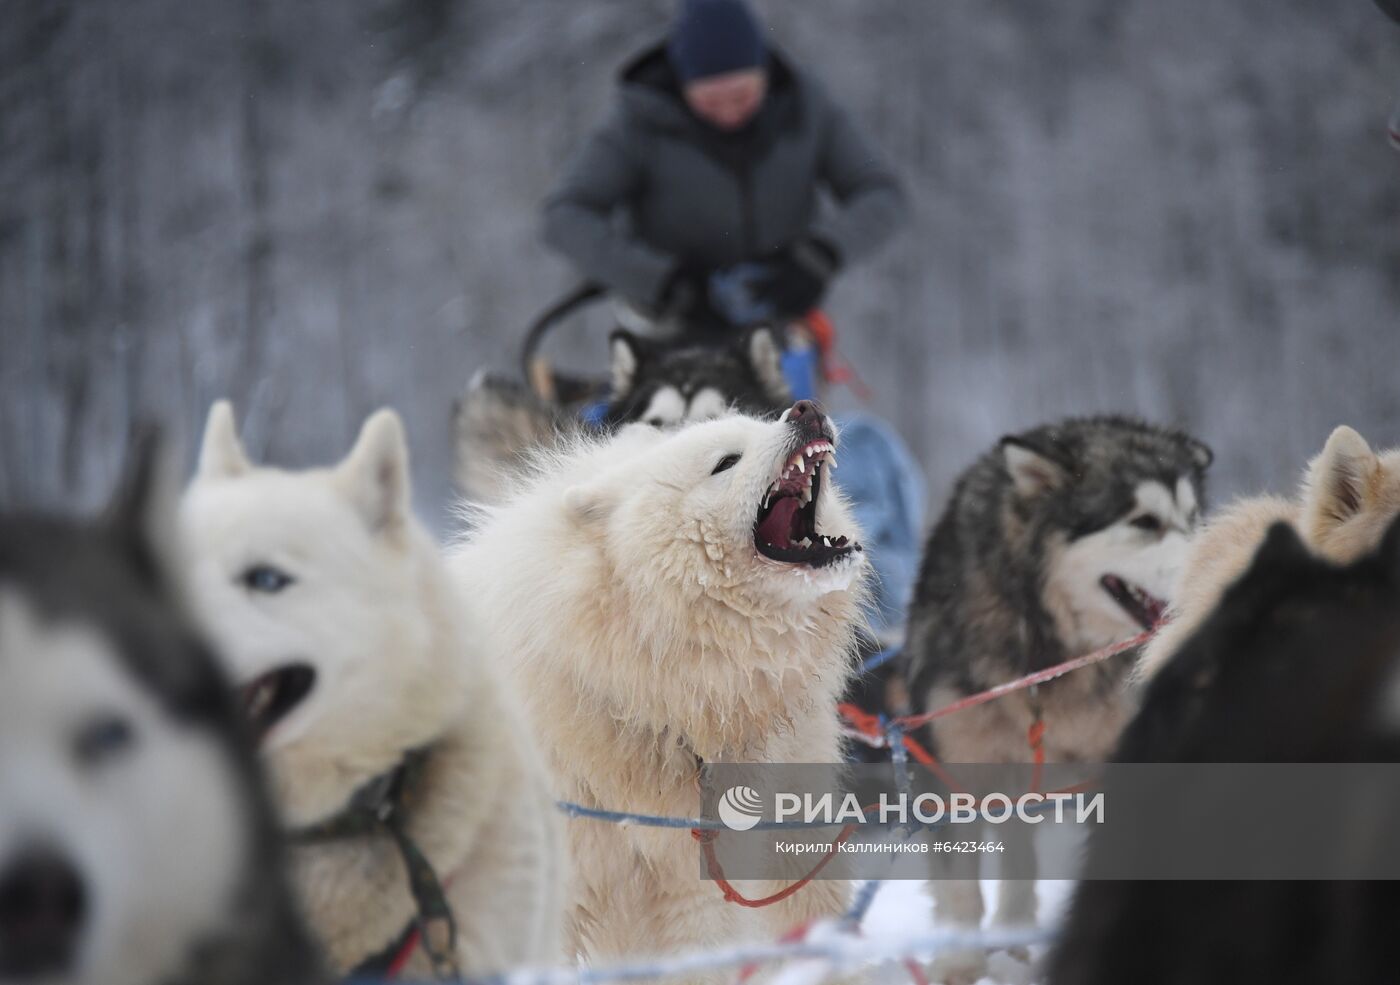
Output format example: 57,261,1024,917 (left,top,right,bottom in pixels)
903,415,1211,984
450,400,866,976
180,403,564,979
